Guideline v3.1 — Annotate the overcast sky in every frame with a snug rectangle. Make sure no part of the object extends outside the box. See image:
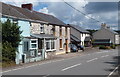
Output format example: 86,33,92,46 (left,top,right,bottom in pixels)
1,0,119,30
